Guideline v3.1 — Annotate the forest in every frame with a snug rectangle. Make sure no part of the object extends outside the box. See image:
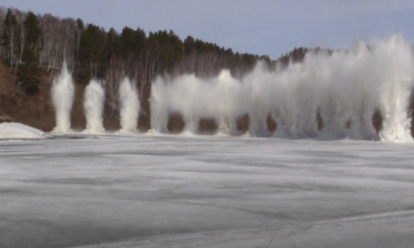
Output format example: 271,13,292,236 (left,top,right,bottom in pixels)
0,7,318,92
0,7,278,91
